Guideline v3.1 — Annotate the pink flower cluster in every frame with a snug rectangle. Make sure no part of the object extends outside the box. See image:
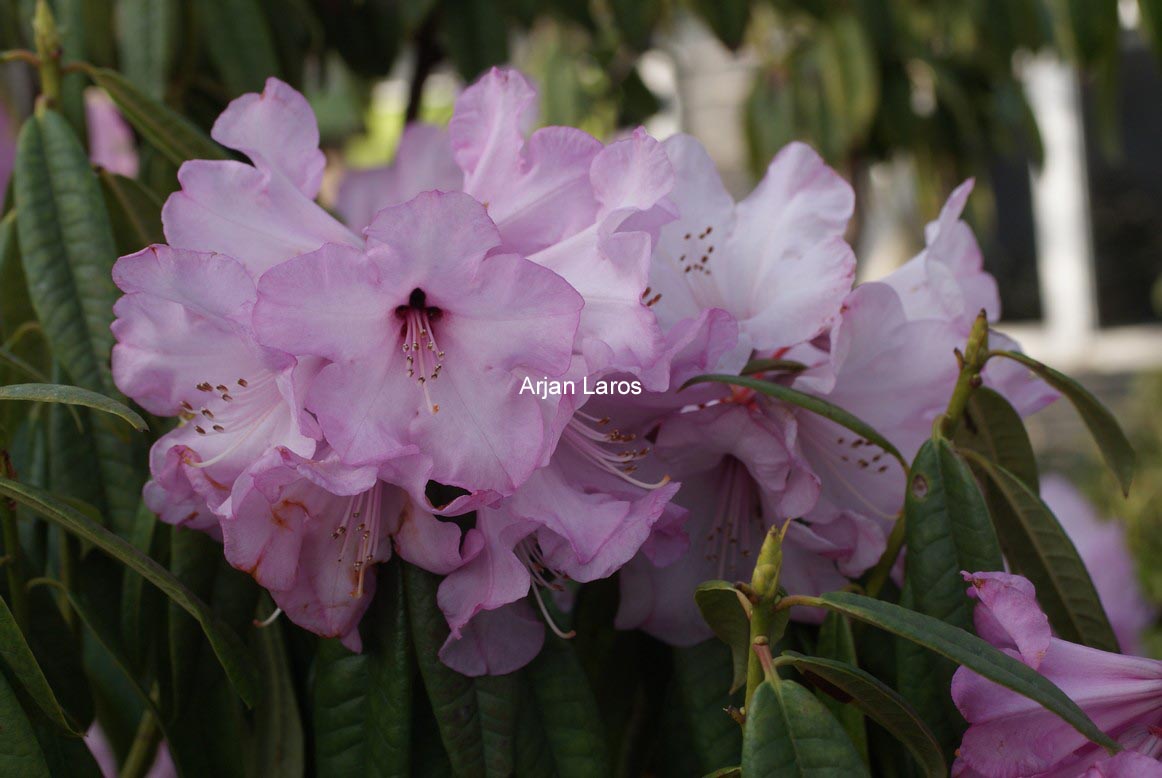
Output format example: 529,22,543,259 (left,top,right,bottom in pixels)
111,68,1051,673
953,571,1162,777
